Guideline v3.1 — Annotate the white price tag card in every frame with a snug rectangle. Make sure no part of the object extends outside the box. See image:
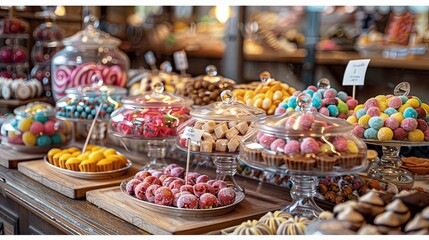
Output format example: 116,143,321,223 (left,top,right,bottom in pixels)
181,126,204,142
144,51,156,65
342,59,371,86
173,50,189,71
